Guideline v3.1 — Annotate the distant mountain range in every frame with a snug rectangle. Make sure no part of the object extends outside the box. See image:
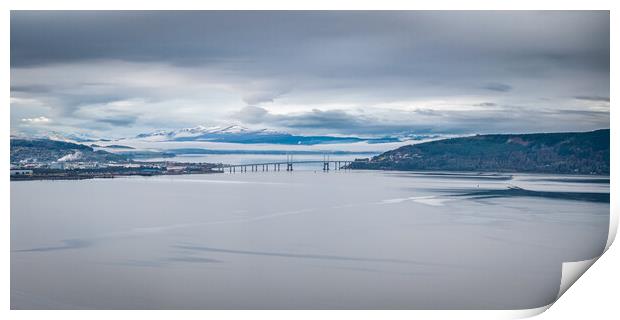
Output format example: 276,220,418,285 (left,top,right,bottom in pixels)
14,125,440,146
9,137,379,165
349,129,610,175
11,129,610,175
132,125,403,145
11,131,106,143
